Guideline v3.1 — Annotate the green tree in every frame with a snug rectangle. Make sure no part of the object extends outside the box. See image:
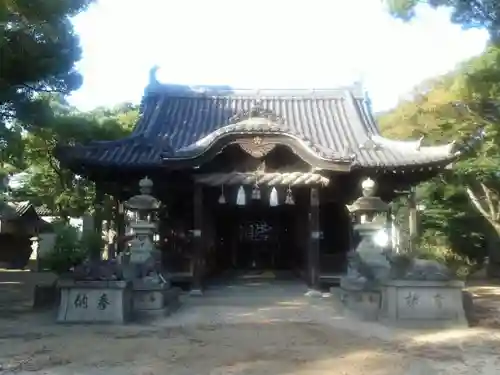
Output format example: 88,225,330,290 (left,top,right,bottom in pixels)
0,0,94,184
11,98,138,220
378,46,500,270
385,0,500,39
